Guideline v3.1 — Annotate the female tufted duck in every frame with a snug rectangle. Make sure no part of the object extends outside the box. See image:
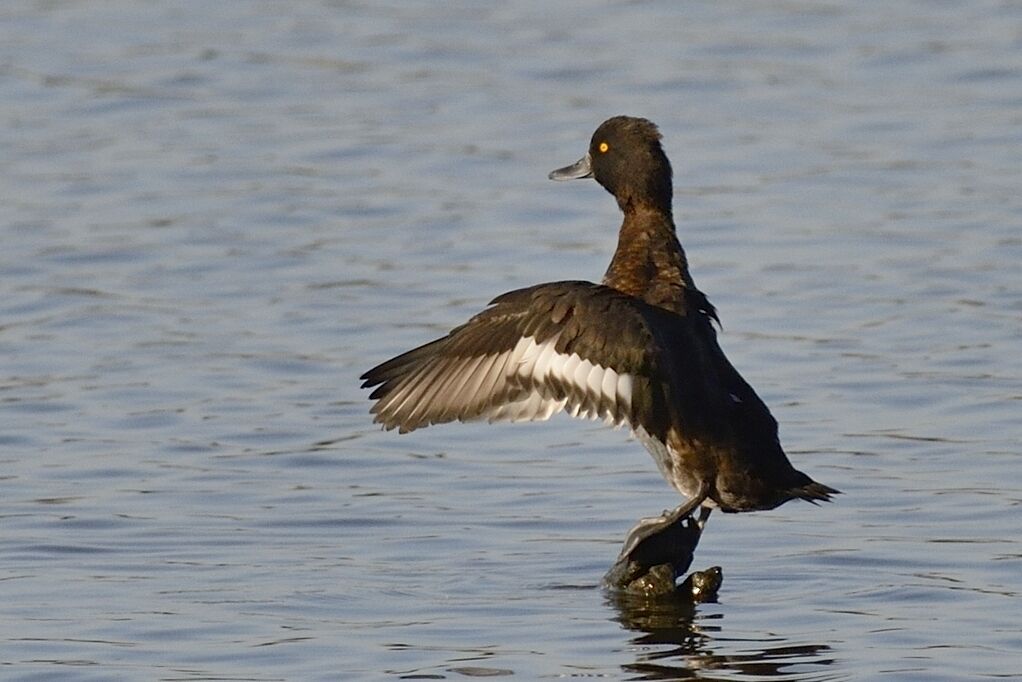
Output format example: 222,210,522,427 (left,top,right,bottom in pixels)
361,116,838,549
